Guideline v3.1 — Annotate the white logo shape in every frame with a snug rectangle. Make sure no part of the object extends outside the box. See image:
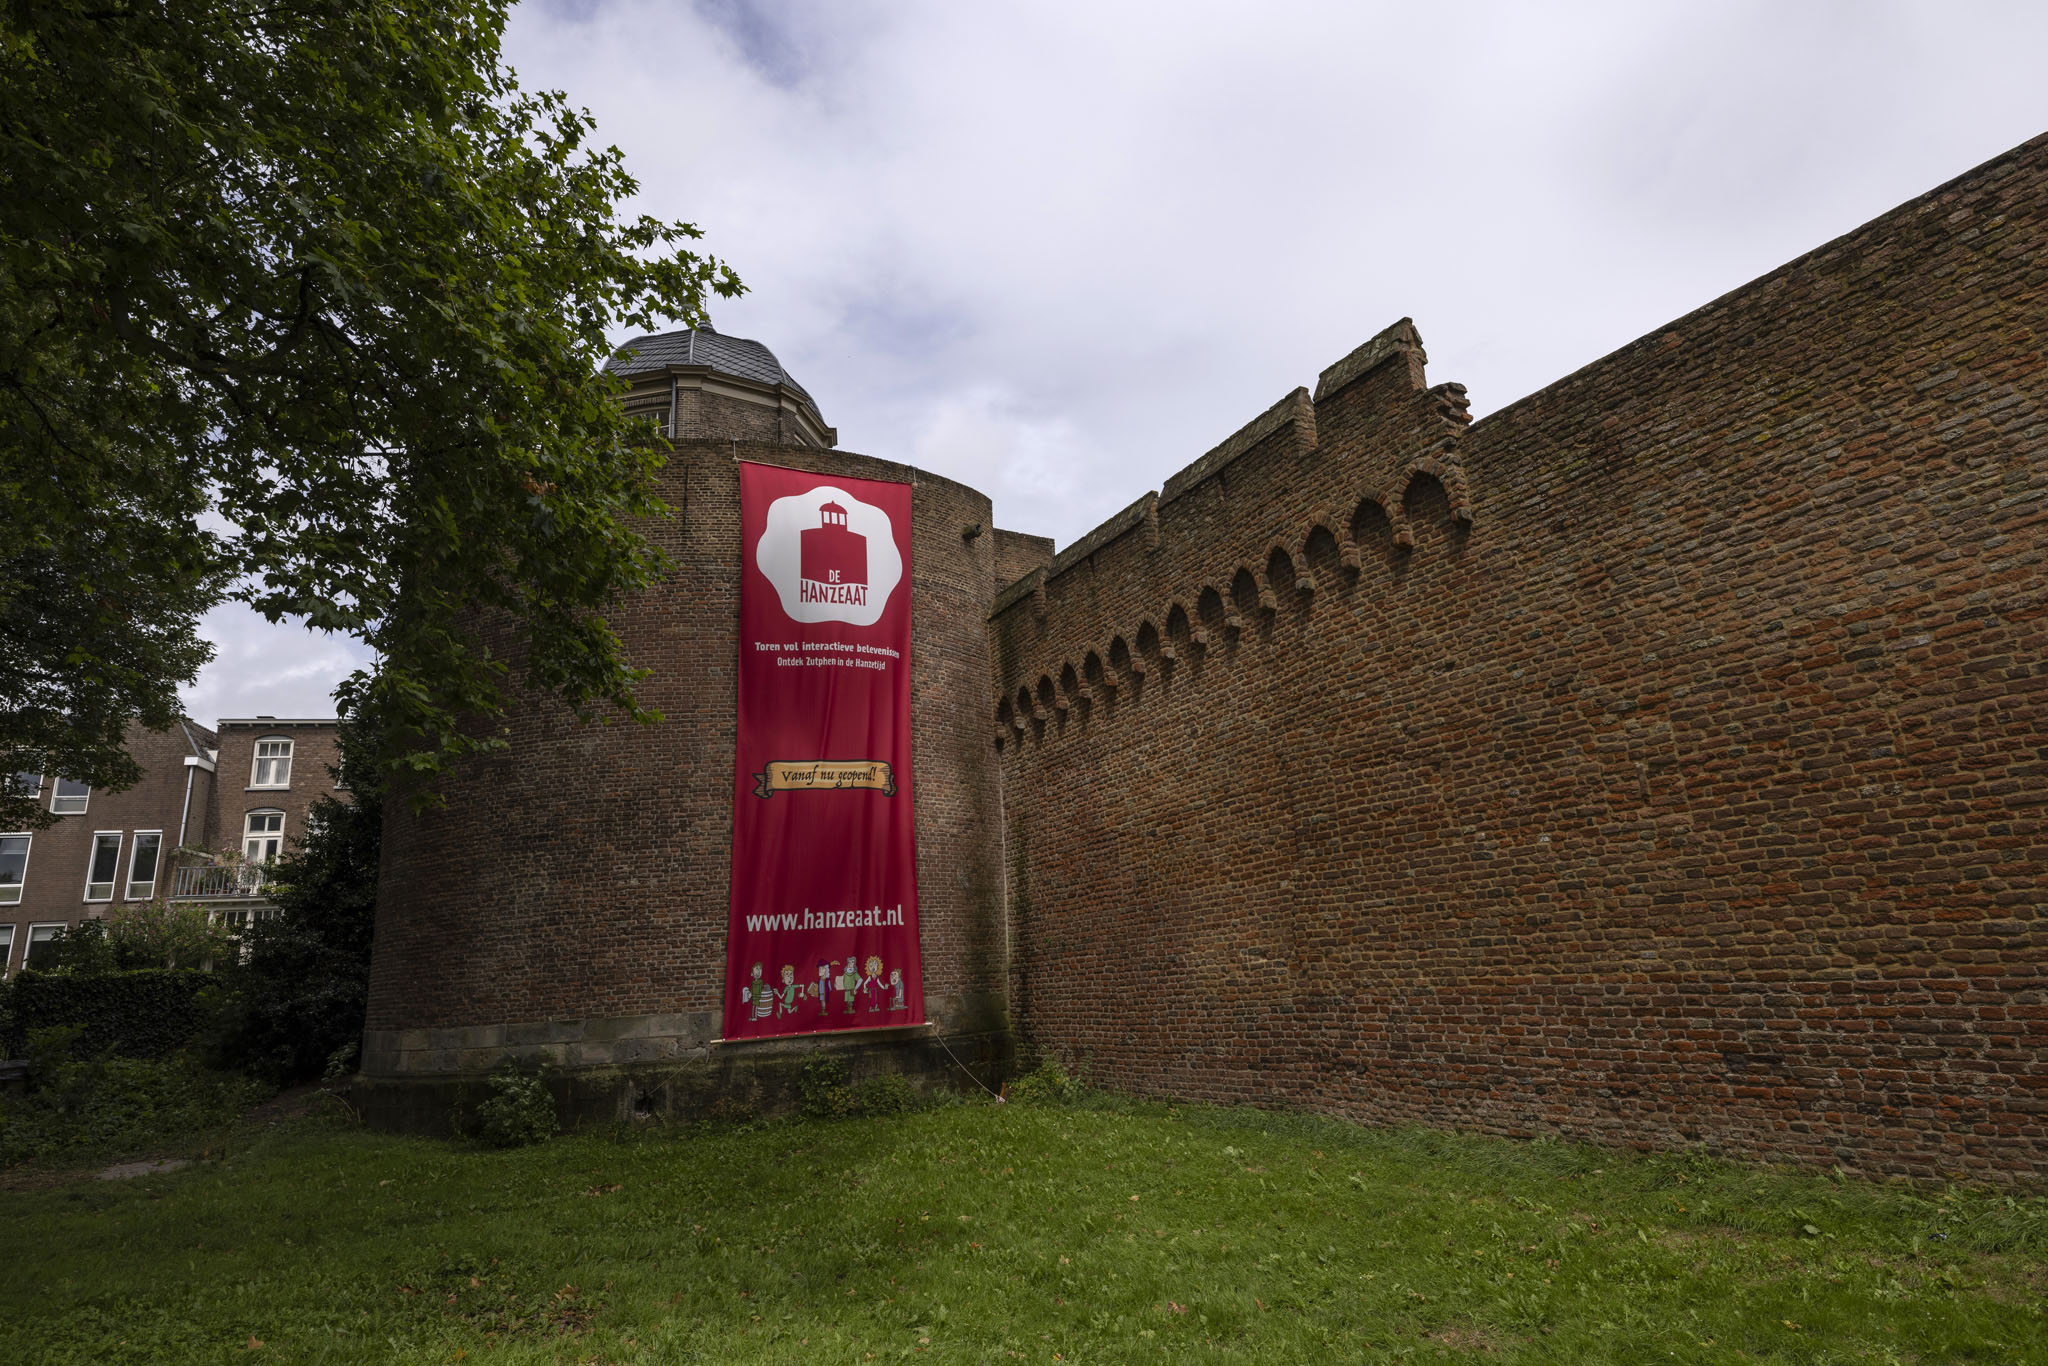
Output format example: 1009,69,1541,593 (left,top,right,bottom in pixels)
754,485,903,626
